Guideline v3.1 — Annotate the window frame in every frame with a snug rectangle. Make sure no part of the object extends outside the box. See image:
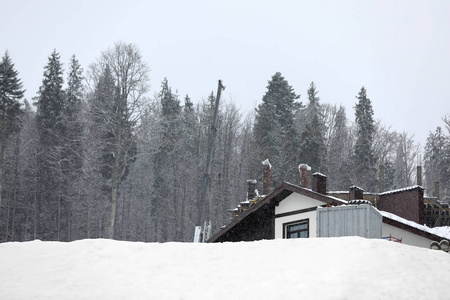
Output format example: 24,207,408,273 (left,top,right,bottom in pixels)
283,219,310,239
